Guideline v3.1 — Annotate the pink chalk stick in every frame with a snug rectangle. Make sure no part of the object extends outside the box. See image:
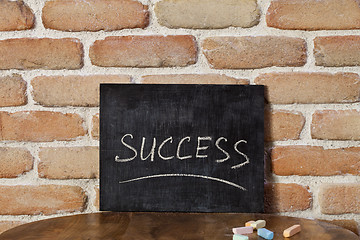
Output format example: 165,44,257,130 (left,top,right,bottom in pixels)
232,226,253,235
